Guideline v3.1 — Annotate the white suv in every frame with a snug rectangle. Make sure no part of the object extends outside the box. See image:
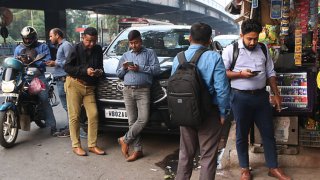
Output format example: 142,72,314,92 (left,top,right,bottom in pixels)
90,25,191,133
